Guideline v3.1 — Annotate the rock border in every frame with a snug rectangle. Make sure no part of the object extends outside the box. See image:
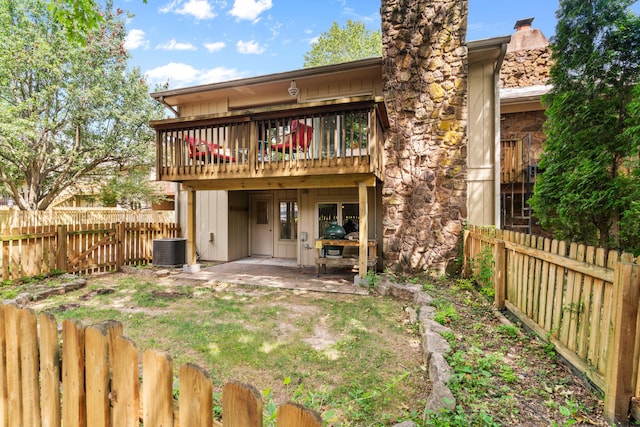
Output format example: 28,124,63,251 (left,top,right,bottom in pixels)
5,274,87,307
374,275,456,426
